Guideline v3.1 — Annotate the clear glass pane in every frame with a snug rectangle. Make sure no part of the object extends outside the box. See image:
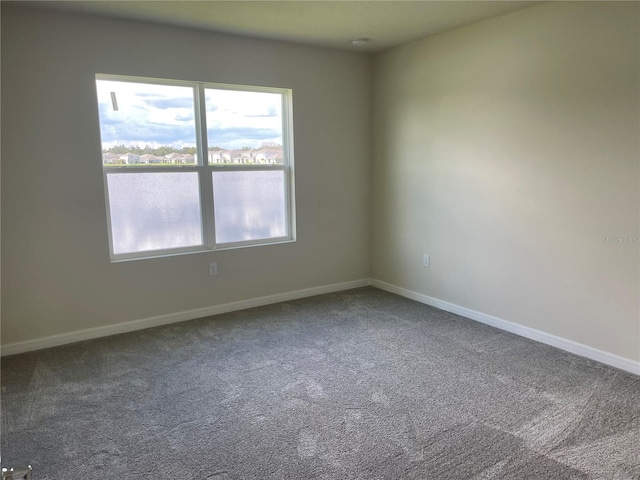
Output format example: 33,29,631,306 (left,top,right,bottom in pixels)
107,172,203,255
96,79,198,166
205,89,284,166
213,171,286,244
